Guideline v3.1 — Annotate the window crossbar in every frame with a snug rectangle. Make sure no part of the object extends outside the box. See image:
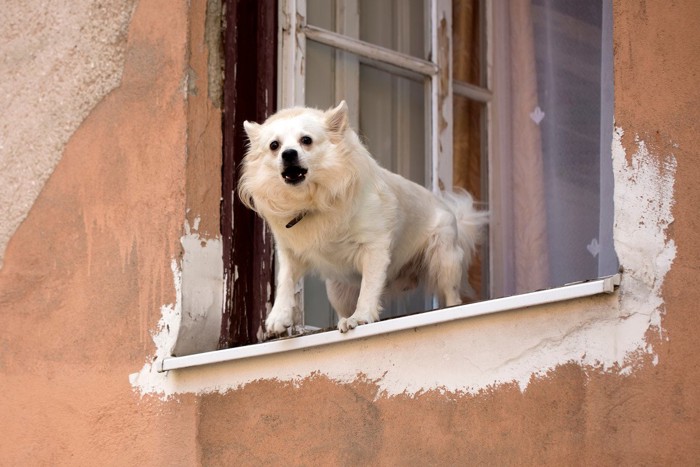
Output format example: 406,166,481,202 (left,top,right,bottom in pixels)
454,79,492,103
304,24,438,77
